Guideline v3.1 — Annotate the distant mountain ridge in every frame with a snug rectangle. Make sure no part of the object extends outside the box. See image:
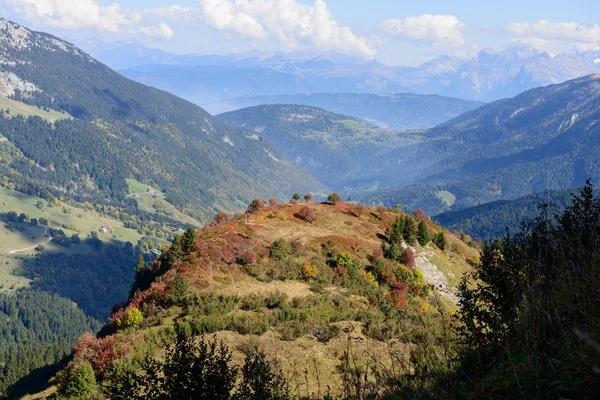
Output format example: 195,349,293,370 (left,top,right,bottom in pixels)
0,19,326,222
361,74,600,214
76,40,600,104
210,93,484,130
217,104,423,189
